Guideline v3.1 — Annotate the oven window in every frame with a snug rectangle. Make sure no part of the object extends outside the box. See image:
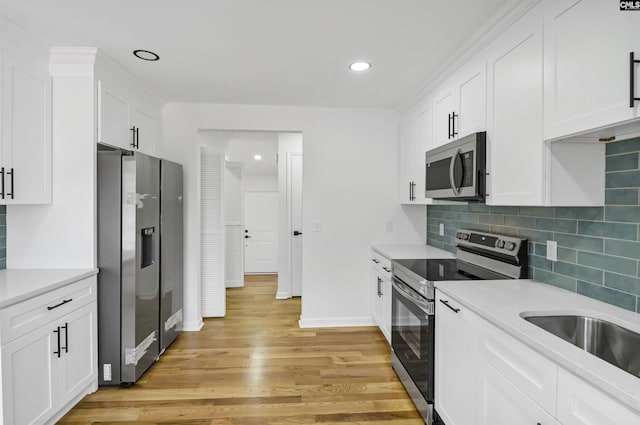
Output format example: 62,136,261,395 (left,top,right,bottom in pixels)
397,302,422,359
